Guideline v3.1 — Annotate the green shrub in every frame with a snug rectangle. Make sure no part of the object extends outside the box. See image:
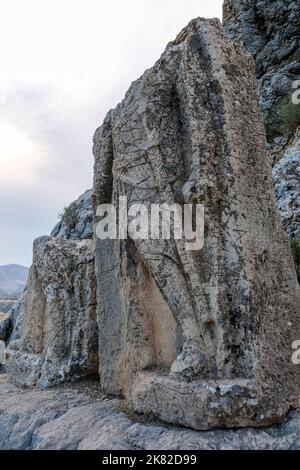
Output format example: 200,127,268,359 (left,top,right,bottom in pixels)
278,100,300,136
58,205,78,229
262,109,281,142
262,98,300,142
290,240,300,284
